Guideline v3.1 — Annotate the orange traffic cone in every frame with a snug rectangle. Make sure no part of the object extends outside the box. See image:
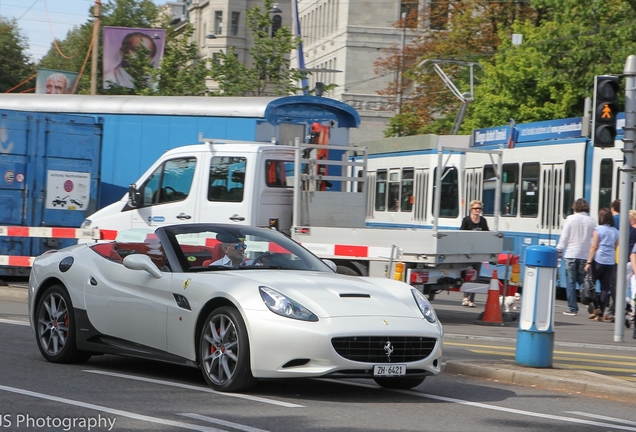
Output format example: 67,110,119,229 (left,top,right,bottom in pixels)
480,270,503,324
